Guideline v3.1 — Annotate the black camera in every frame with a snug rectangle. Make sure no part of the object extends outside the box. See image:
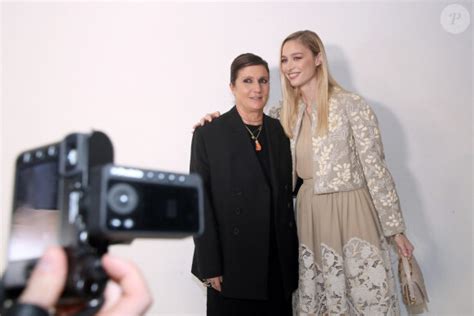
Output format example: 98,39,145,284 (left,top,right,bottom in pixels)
1,131,203,311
